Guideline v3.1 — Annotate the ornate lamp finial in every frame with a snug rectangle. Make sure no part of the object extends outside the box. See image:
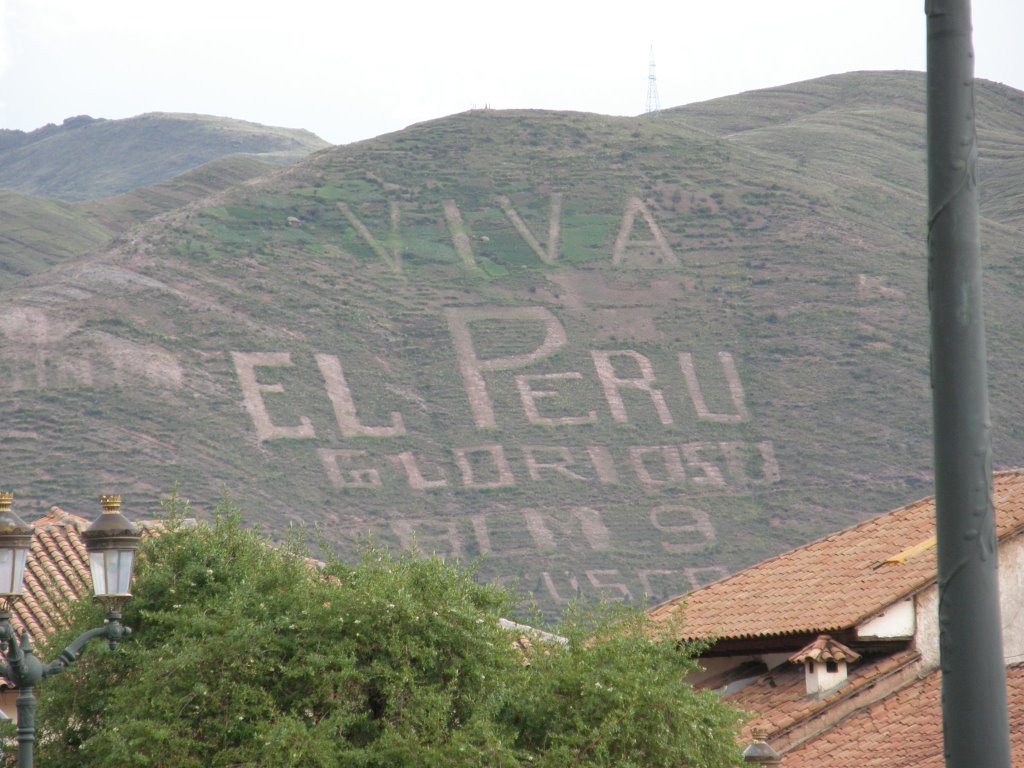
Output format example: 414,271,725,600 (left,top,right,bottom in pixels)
99,495,122,513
